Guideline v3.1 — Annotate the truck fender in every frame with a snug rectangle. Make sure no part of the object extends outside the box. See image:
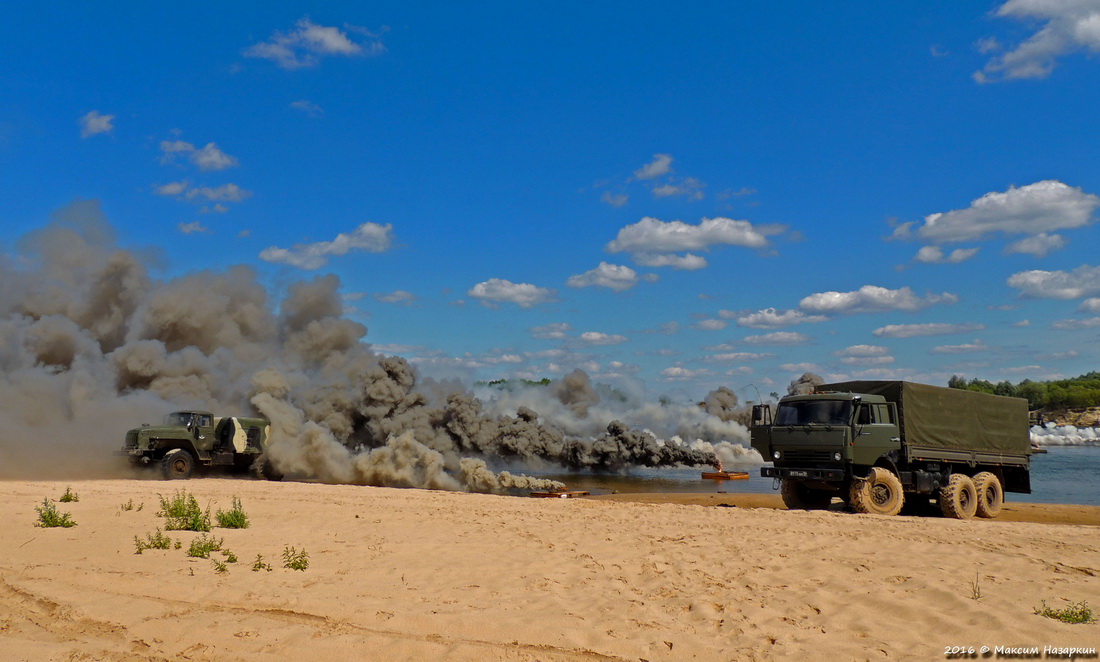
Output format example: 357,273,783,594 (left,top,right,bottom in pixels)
858,454,900,481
